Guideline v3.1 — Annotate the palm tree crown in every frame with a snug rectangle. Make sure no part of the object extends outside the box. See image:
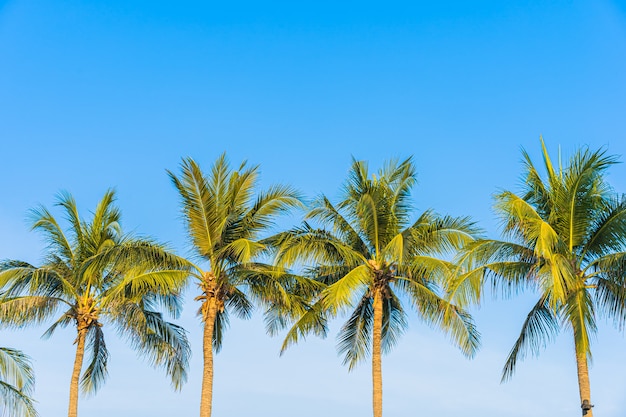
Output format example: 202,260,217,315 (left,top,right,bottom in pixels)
168,154,303,417
272,157,481,417
0,190,191,417
455,140,626,415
